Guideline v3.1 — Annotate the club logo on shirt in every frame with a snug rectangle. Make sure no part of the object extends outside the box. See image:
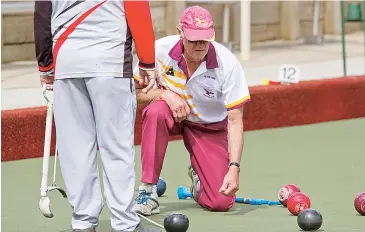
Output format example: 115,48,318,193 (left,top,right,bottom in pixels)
203,88,215,98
